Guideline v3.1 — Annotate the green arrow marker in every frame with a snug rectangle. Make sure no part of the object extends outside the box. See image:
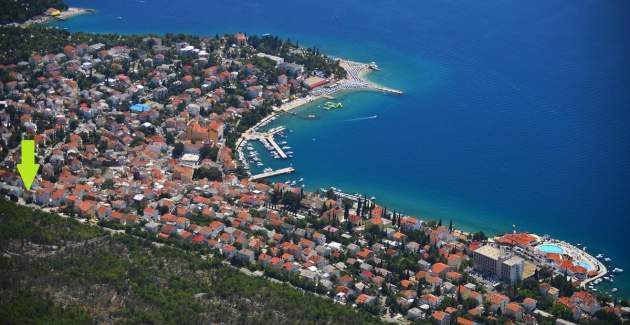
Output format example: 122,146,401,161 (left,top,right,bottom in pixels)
17,140,39,191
